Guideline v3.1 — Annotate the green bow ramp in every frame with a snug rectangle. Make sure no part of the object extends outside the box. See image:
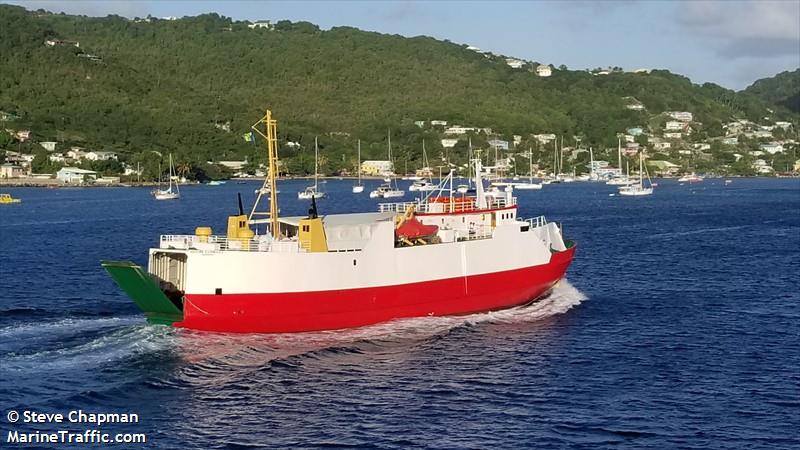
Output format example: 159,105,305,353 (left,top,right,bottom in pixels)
101,260,183,325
